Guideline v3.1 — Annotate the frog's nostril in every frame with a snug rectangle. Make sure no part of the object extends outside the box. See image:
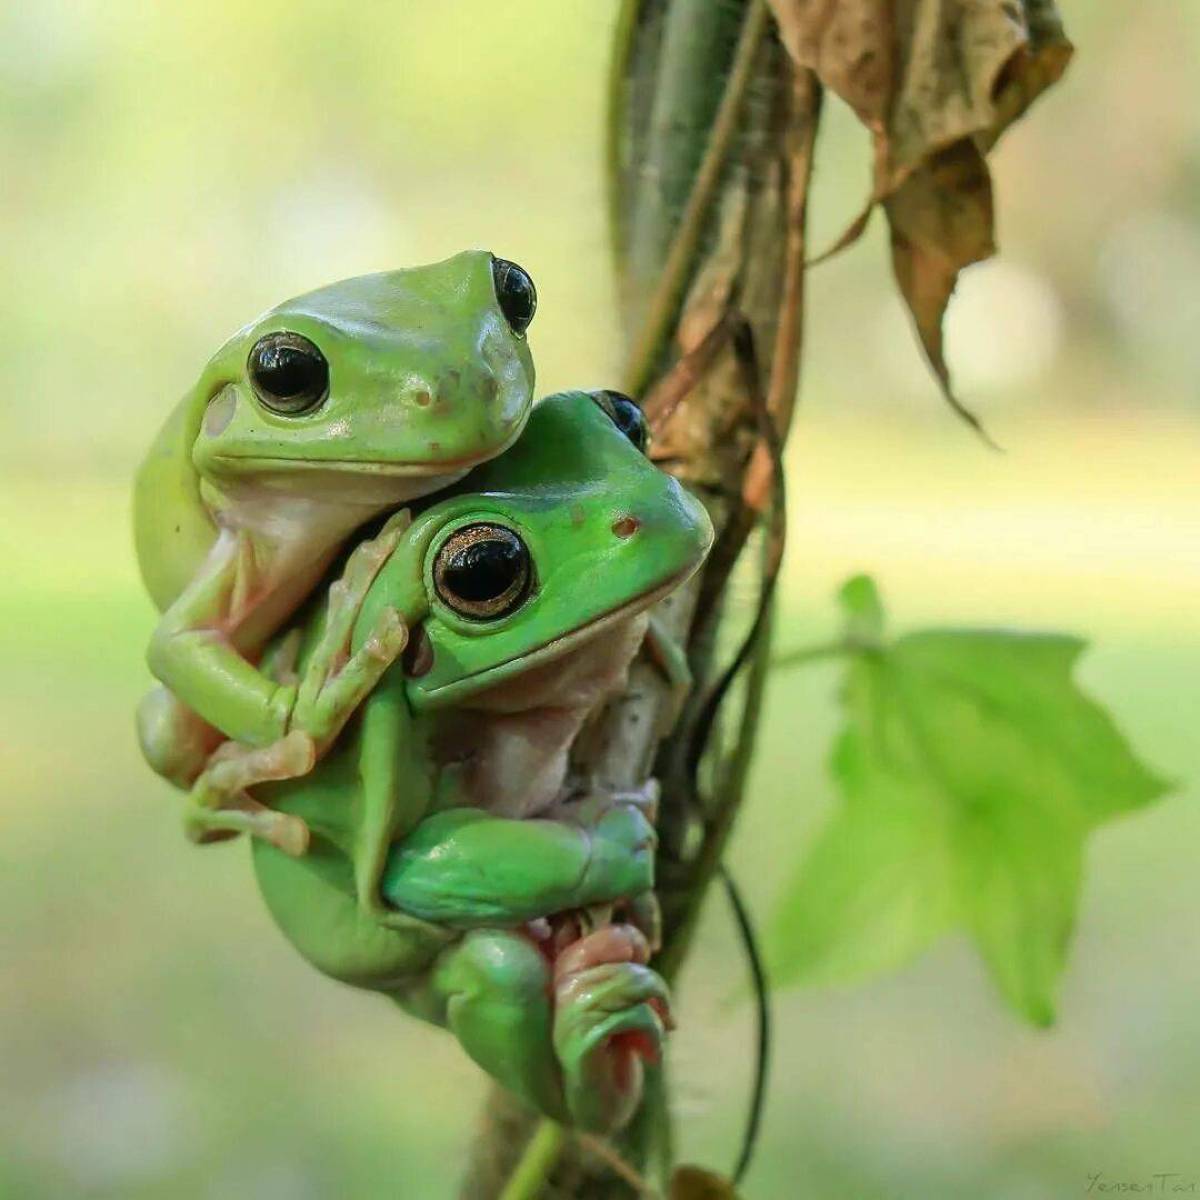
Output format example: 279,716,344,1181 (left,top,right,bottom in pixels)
612,515,640,539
